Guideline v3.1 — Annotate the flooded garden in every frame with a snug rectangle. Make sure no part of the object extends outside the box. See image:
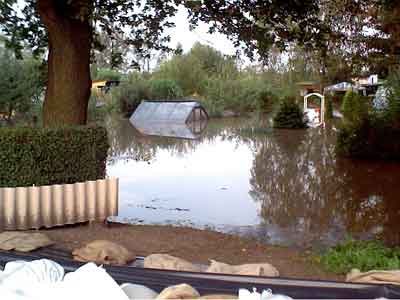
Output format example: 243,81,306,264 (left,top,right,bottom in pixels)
106,115,400,250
